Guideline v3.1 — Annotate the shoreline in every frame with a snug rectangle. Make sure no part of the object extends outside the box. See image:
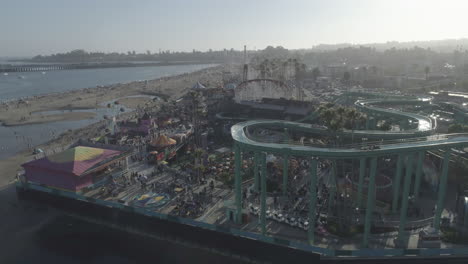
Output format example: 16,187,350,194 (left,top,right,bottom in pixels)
2,112,96,127
0,65,222,126
2,60,221,66
0,64,225,187
0,61,223,74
